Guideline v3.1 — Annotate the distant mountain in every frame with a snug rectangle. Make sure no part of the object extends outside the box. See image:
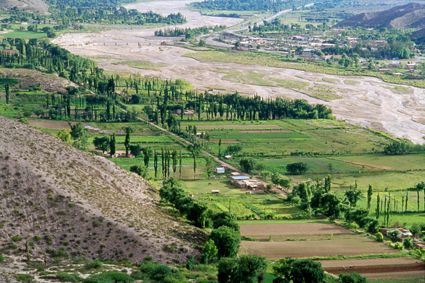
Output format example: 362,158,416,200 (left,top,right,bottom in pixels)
0,117,203,263
335,3,425,30
0,0,49,14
